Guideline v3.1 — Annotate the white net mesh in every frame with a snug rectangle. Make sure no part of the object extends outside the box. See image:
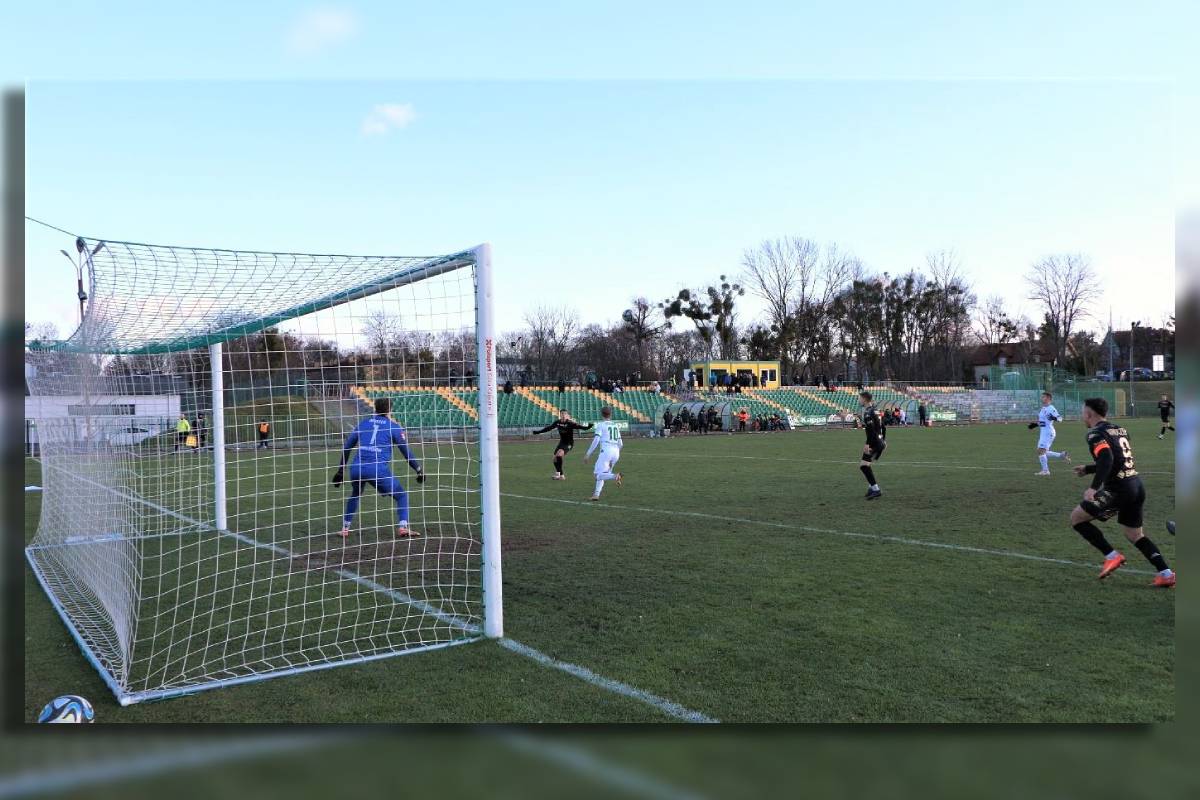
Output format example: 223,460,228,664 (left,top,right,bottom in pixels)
26,231,494,704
